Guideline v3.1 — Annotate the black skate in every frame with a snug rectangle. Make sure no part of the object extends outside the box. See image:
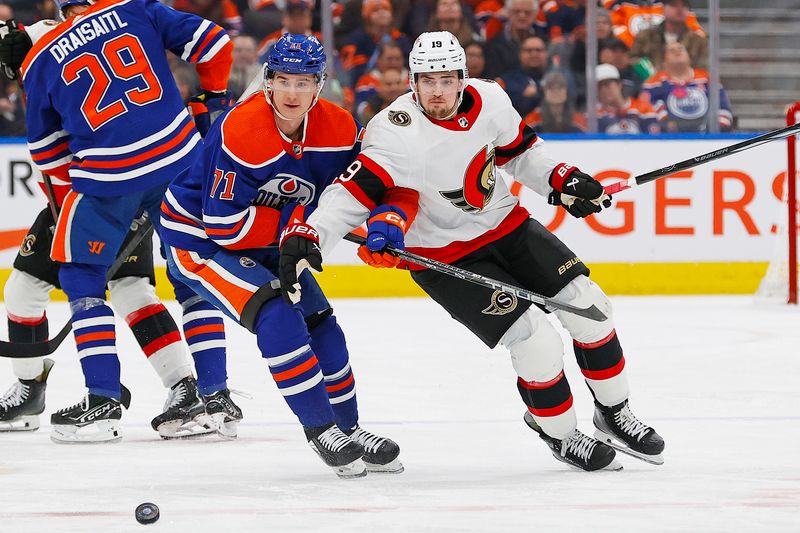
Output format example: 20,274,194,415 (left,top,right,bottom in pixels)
593,400,665,465
203,388,243,439
305,423,366,479
0,358,54,432
50,387,130,444
152,377,214,440
345,425,403,473
524,411,622,472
